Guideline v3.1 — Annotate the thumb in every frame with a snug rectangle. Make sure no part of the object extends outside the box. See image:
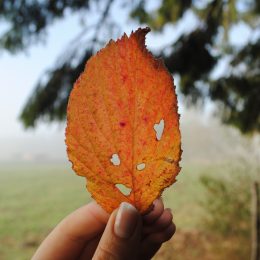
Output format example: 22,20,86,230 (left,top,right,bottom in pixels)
93,202,142,260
